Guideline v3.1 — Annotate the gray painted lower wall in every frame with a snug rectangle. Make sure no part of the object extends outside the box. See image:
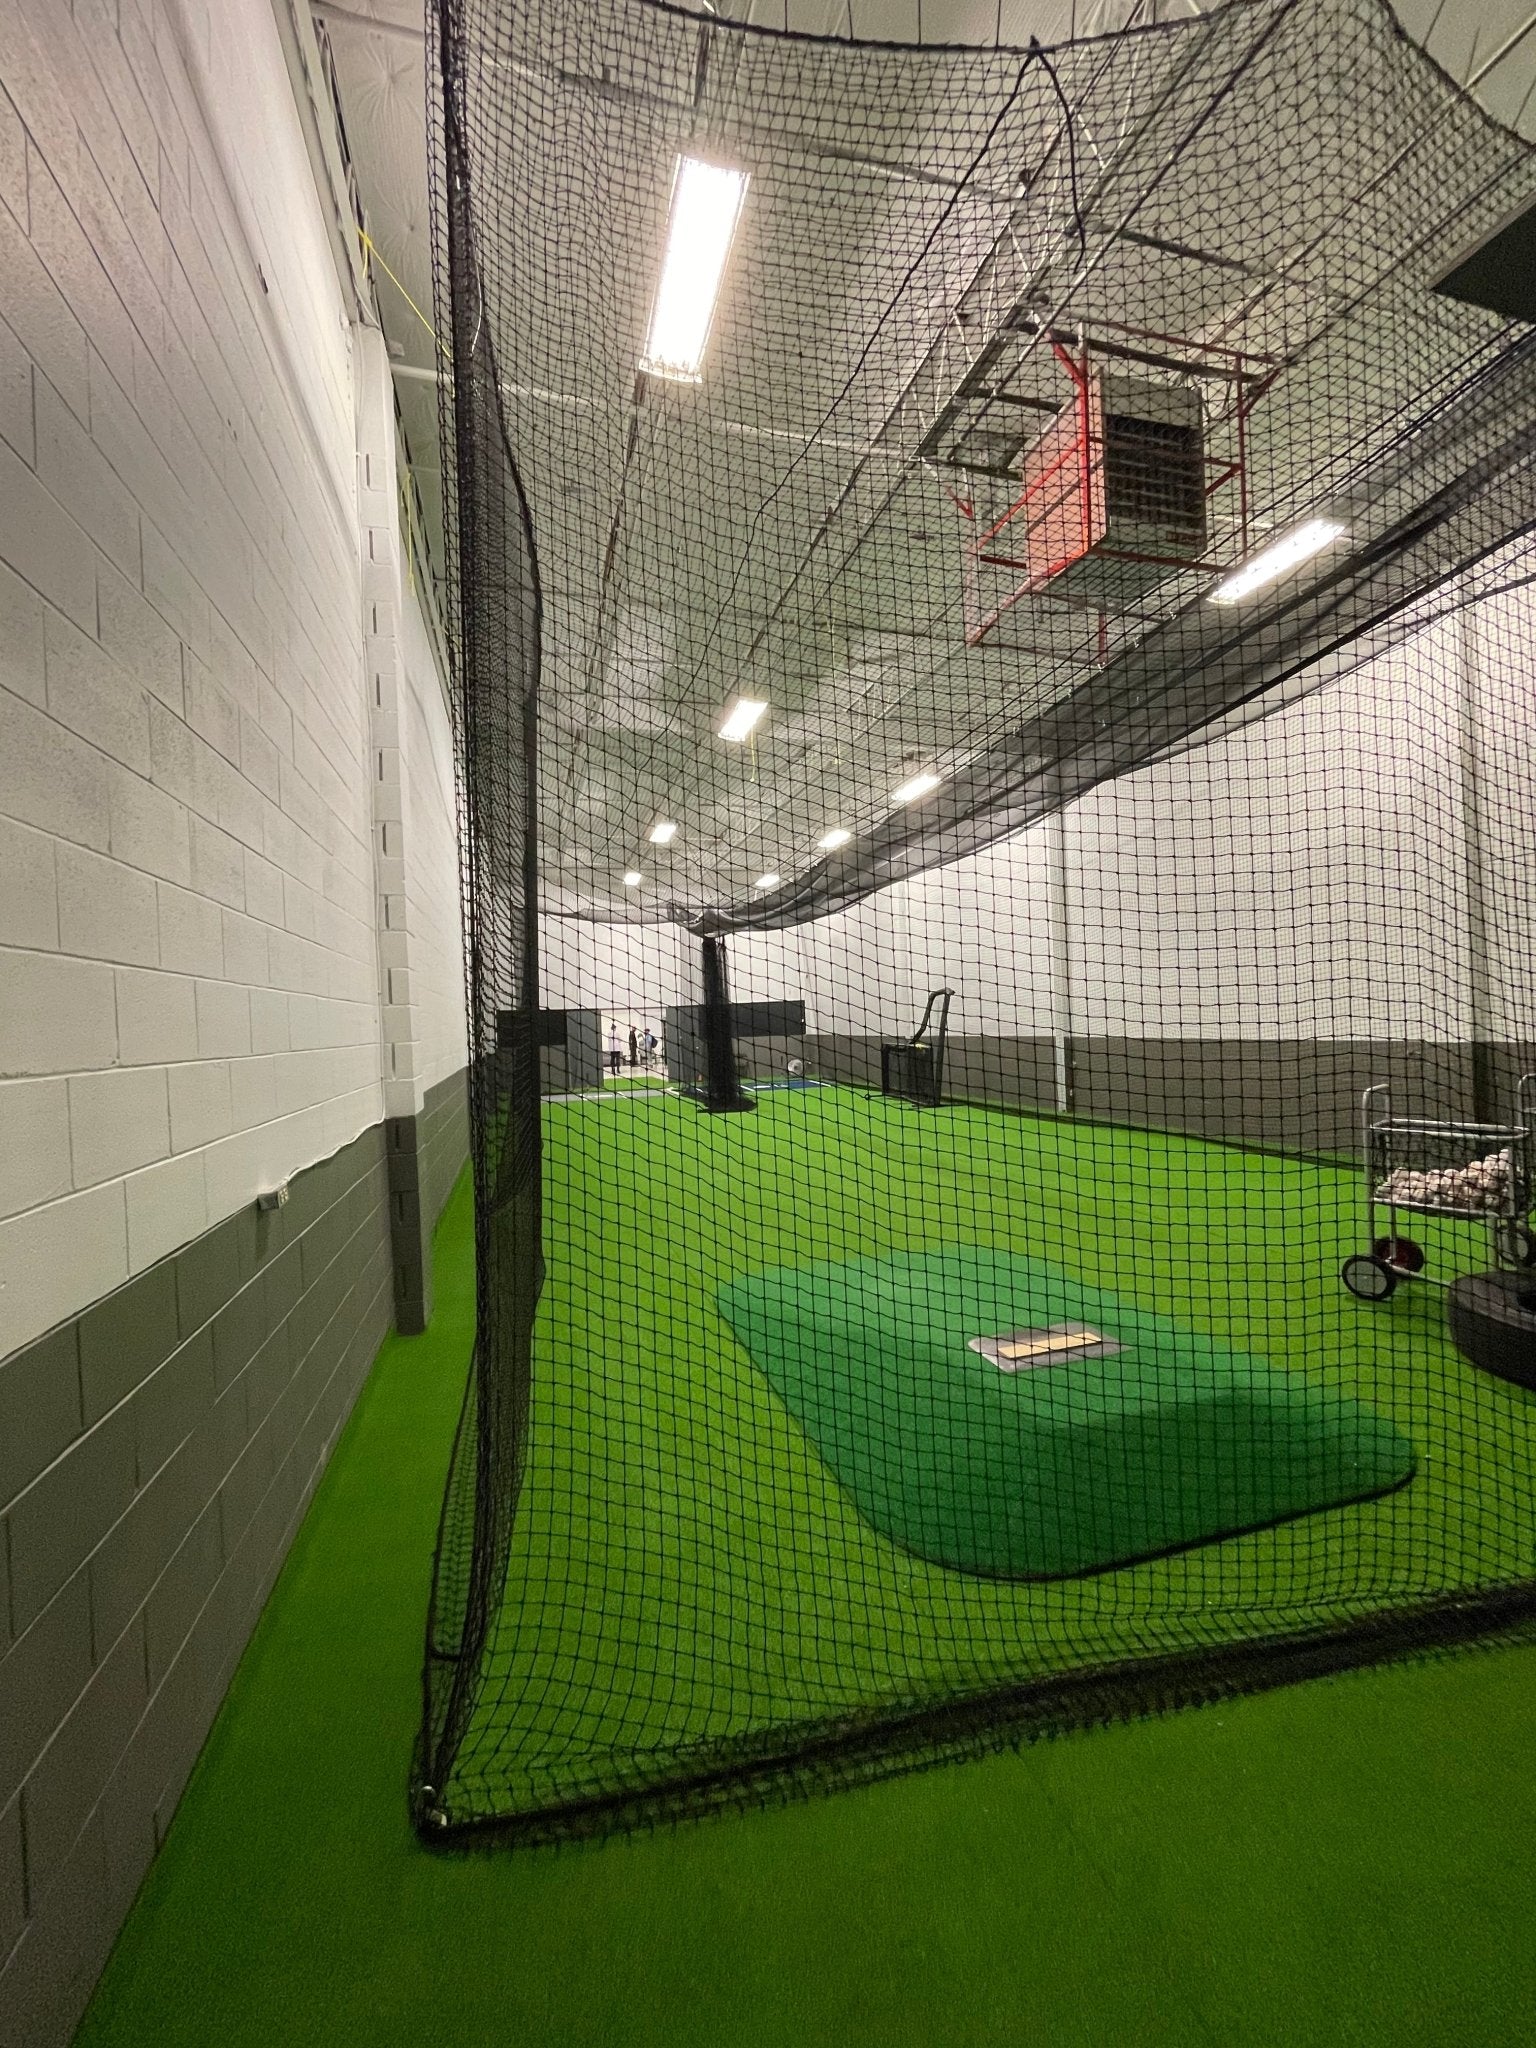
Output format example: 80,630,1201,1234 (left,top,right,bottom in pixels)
811,1034,1058,1114
0,1126,404,2048
733,1033,808,1083
386,1069,471,1335
418,1070,471,1241
808,1036,1531,1156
